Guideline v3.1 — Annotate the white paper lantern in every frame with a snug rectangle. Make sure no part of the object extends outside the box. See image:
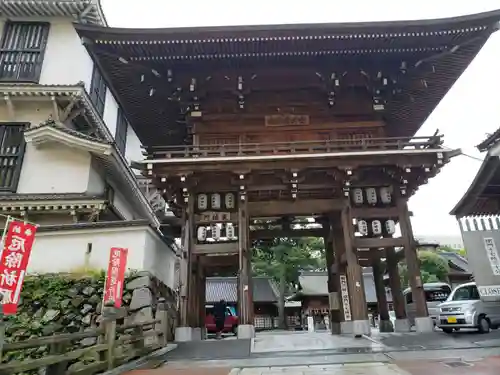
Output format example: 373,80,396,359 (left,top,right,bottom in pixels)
212,224,221,240
197,194,208,210
211,193,221,209
385,220,396,235
358,220,368,235
365,188,377,205
372,220,382,235
226,224,235,239
380,187,392,204
225,193,235,209
352,188,363,204
197,226,207,241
